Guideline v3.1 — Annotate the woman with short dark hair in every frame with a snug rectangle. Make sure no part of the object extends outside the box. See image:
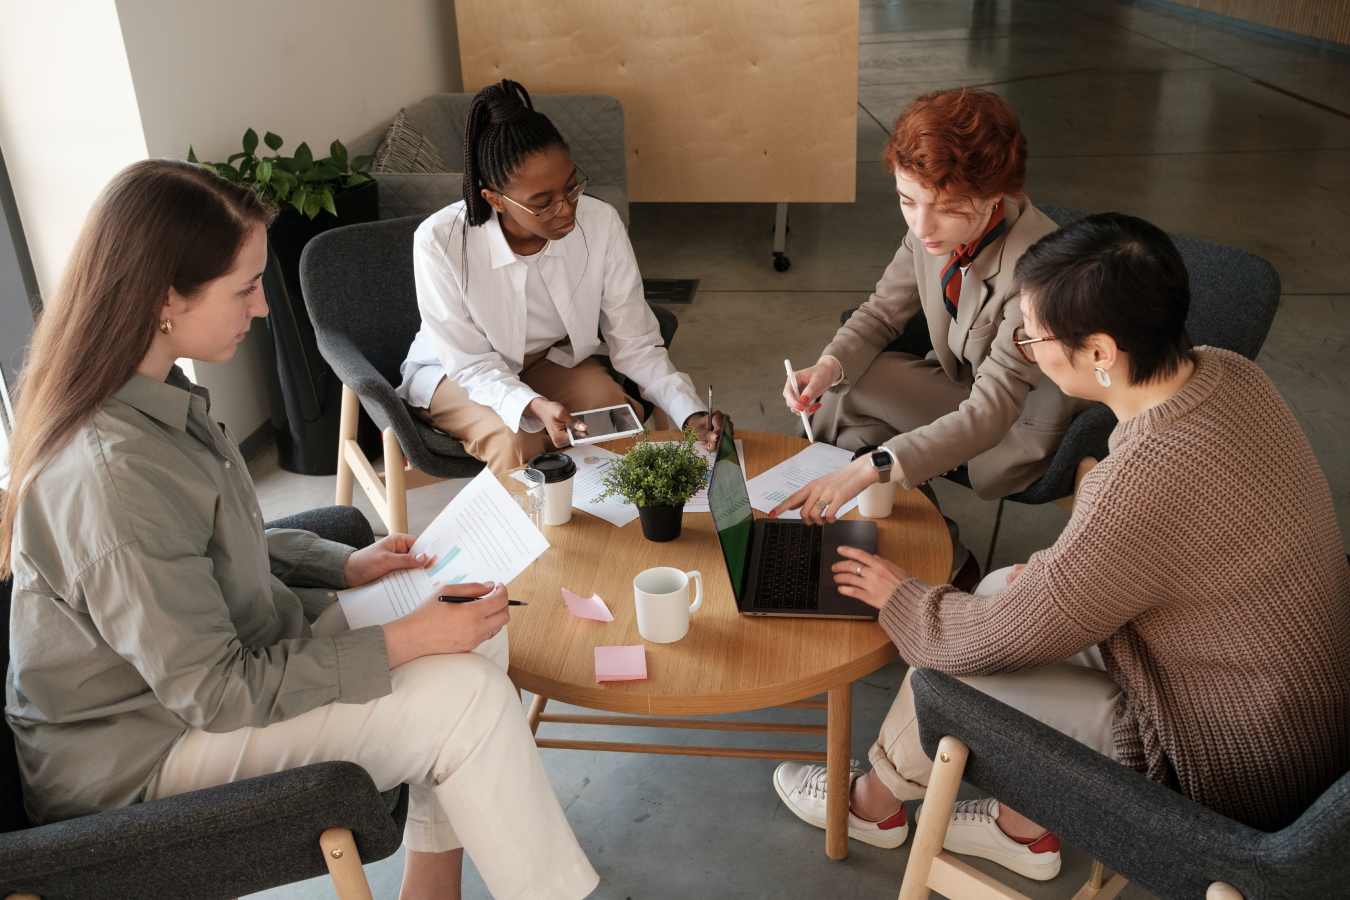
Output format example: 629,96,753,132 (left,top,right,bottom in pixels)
773,213,1350,882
